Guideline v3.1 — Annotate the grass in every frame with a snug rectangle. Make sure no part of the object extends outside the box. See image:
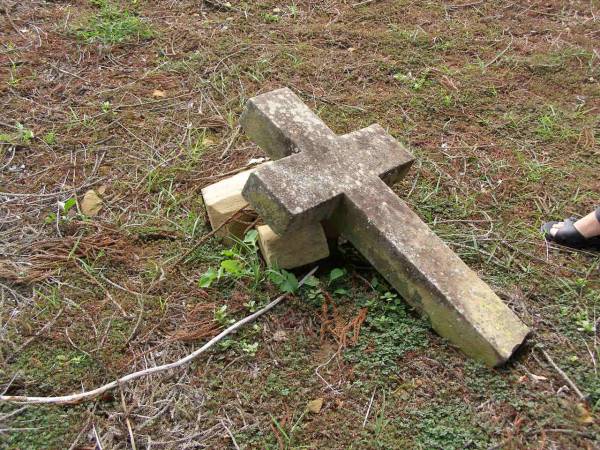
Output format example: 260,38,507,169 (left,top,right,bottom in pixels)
1,0,599,448
74,2,154,45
